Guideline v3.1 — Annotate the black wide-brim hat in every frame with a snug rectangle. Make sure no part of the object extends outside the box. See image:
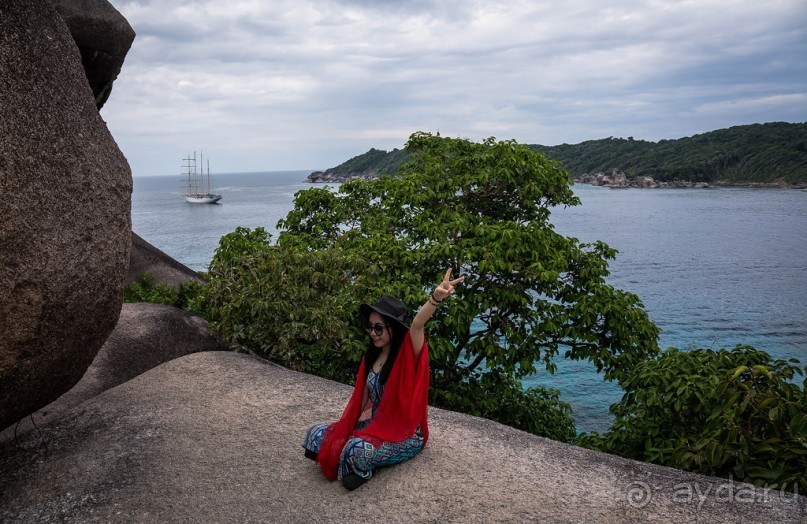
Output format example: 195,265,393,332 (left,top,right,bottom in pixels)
360,294,409,332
